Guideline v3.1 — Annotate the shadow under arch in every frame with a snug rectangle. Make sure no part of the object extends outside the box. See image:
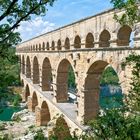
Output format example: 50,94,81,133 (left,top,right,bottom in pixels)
25,84,30,101
99,30,111,47
64,37,70,50
33,56,39,84
52,116,71,140
22,55,25,74
42,57,52,91
86,32,94,48
117,25,132,46
31,91,38,112
84,60,115,122
56,59,76,103
26,56,31,78
36,101,51,126
57,39,61,50
52,41,55,50
74,35,81,48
